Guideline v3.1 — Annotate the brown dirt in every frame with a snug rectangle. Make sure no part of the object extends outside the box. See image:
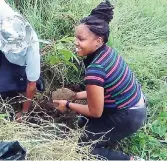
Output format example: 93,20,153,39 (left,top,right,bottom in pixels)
28,85,86,129
52,88,75,100
0,85,86,129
